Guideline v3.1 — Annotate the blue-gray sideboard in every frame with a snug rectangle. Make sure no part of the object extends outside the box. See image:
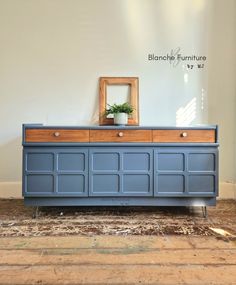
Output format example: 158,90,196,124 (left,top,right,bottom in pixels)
22,125,219,208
